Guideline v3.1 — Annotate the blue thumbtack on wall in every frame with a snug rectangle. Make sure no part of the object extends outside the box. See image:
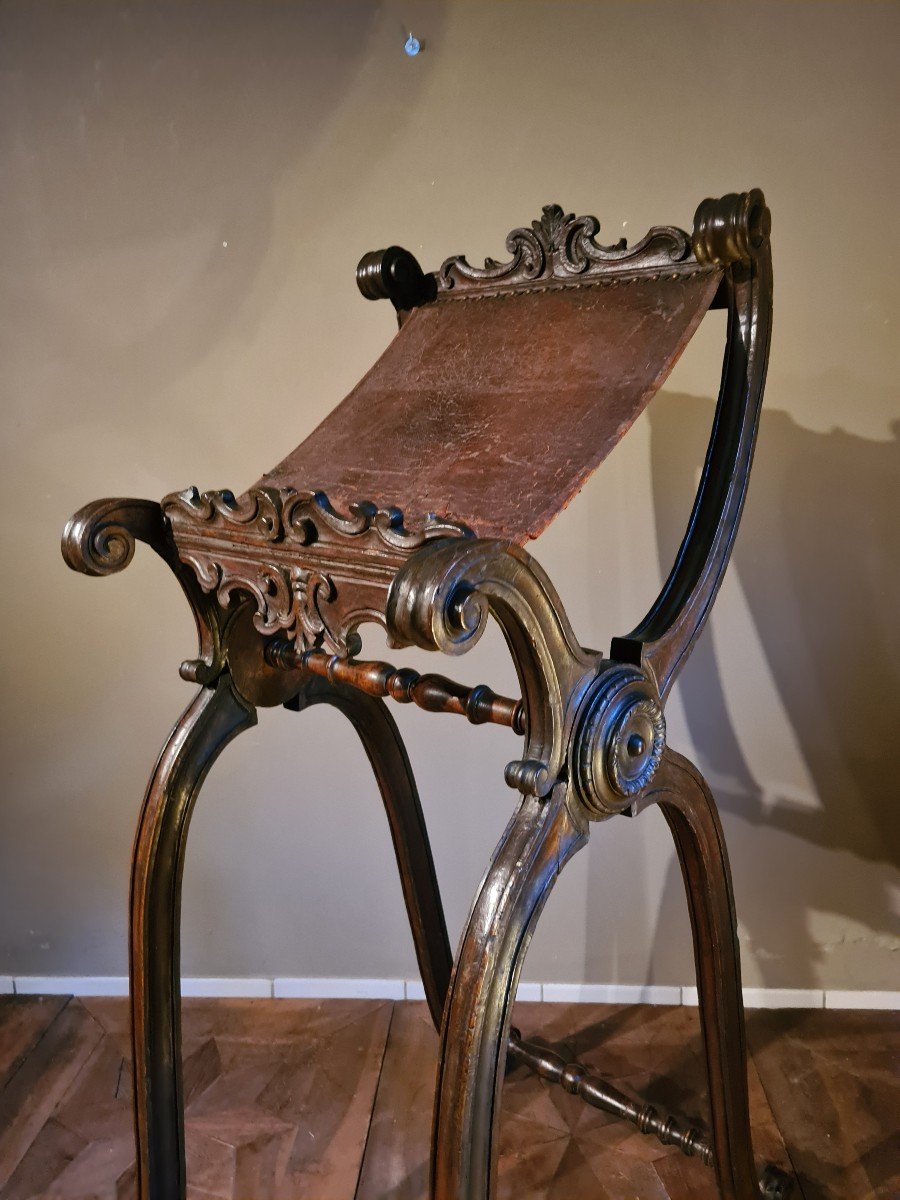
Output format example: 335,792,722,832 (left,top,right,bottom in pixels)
404,33,421,56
